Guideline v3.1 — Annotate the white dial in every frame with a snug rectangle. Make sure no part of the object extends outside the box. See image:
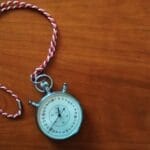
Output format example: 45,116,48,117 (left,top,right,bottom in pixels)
37,92,83,140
